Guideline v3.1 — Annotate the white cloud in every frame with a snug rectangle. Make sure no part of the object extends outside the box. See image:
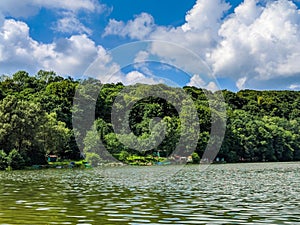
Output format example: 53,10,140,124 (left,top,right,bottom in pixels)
236,77,247,90
0,0,107,36
233,0,263,25
289,83,300,89
103,0,300,90
0,19,41,73
46,35,101,75
104,0,229,57
186,74,219,91
0,0,103,18
104,13,156,39
125,71,157,85
2,0,300,90
83,45,122,82
55,13,92,35
0,19,106,76
103,0,229,87
186,74,206,87
103,19,125,37
182,0,230,34
210,0,300,84
93,69,164,86
149,41,212,77
41,0,101,12
276,52,300,75
0,0,117,80
125,71,145,83
134,51,150,63
206,81,219,92
124,71,164,85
